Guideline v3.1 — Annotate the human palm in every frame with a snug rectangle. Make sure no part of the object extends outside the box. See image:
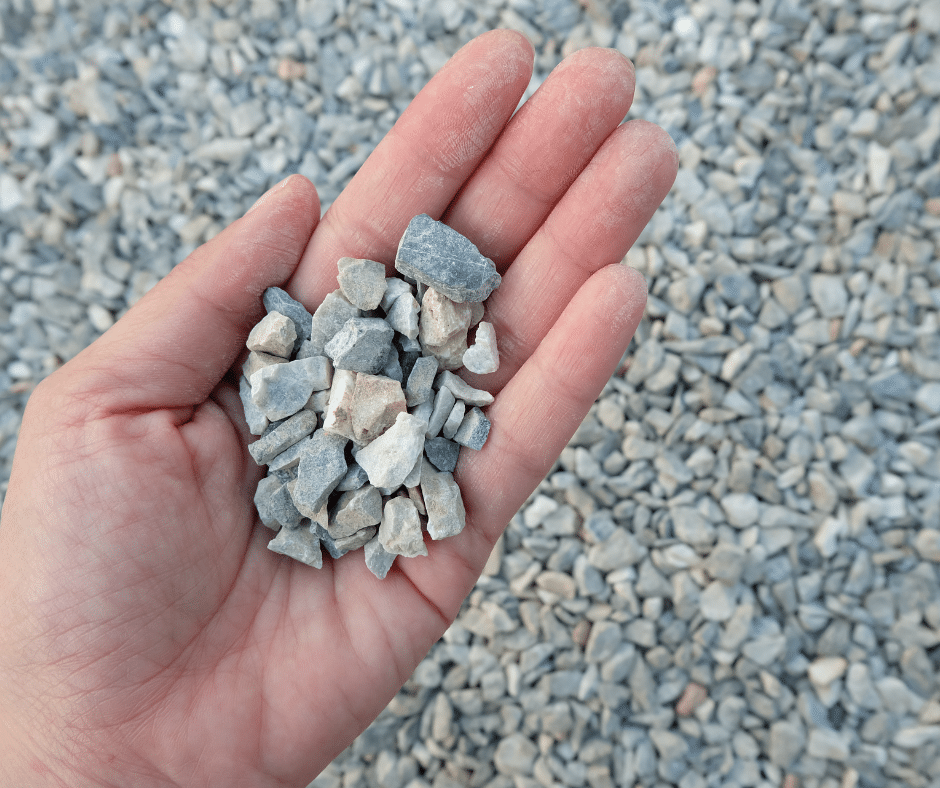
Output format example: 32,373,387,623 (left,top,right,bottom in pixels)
0,31,677,787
